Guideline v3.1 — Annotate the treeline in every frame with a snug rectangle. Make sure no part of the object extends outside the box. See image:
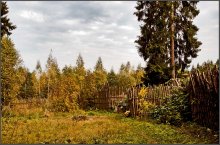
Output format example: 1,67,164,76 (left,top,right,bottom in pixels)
1,36,144,111
0,1,145,111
